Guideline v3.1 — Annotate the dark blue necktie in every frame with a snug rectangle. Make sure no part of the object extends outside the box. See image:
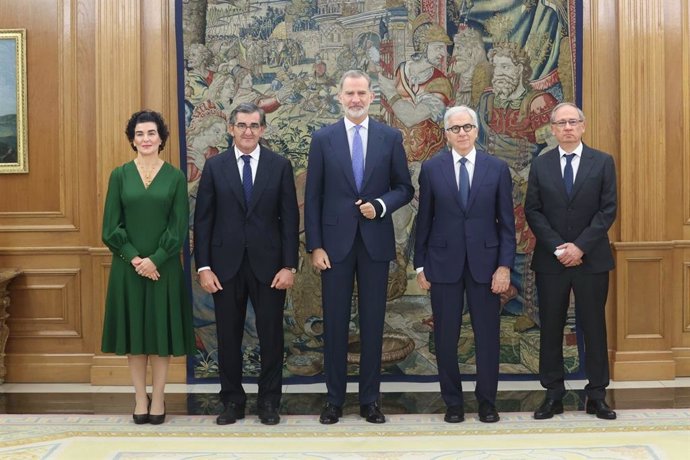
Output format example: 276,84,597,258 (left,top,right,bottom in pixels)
459,157,470,209
563,153,575,197
241,154,253,206
352,125,364,192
